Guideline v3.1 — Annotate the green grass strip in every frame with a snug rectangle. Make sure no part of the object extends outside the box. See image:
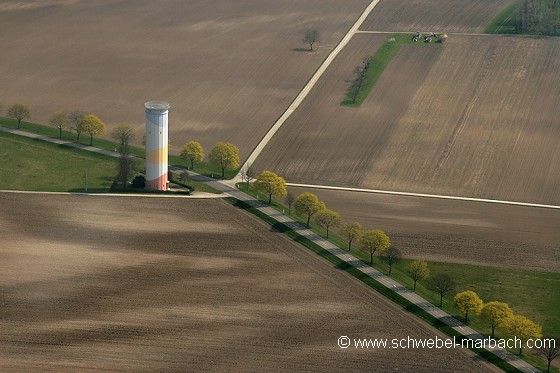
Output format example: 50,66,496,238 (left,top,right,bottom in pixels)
226,197,523,373
485,2,518,34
